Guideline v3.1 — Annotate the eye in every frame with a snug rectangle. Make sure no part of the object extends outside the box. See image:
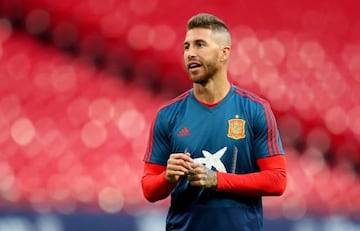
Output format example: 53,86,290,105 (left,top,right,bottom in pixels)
197,41,206,48
184,44,189,51
196,40,206,48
